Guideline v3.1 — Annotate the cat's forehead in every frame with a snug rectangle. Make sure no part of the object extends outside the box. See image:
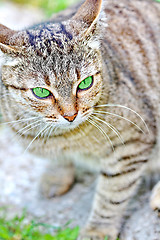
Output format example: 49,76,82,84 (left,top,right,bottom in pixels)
26,22,73,51
20,22,97,88
24,23,88,69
